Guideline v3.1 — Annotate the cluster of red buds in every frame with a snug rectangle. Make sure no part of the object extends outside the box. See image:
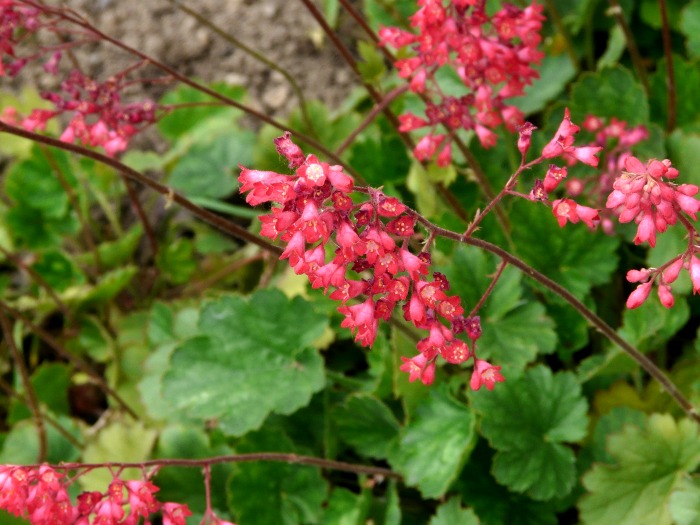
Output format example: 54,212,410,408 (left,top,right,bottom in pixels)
11,69,156,157
0,0,41,77
606,156,700,309
239,132,504,389
380,0,544,164
0,464,234,525
0,1,156,156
